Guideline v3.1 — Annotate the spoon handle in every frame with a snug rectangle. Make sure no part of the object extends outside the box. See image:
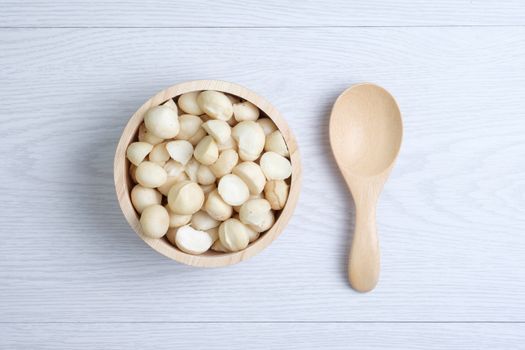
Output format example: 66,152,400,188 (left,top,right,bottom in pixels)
349,195,380,292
